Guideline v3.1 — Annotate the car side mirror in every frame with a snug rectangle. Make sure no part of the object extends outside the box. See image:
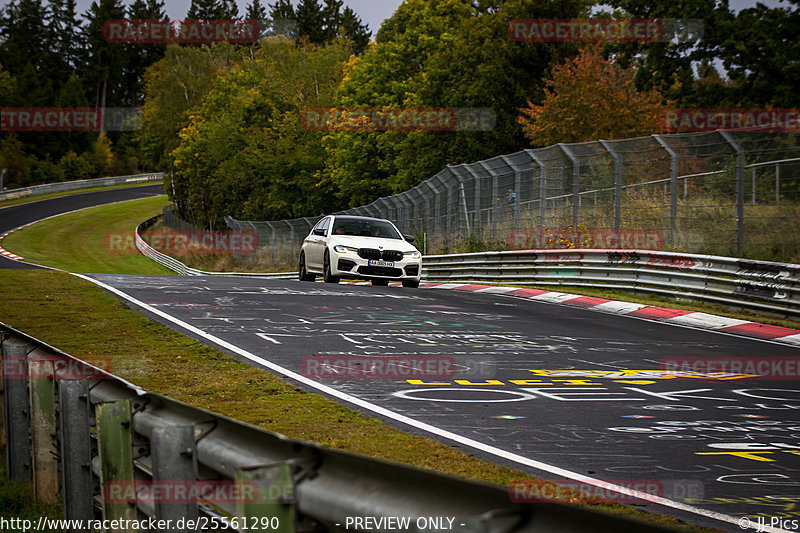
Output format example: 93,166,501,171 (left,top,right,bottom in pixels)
313,228,326,236
403,234,415,243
